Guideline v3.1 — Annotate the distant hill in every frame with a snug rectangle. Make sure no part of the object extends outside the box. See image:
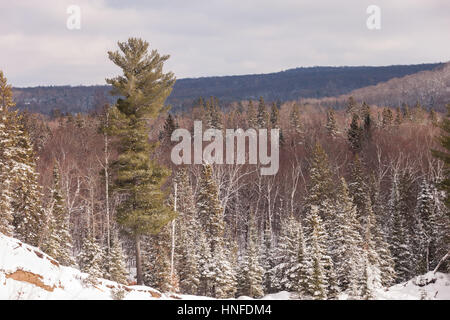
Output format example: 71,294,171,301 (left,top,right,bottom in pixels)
308,62,450,111
12,63,443,115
